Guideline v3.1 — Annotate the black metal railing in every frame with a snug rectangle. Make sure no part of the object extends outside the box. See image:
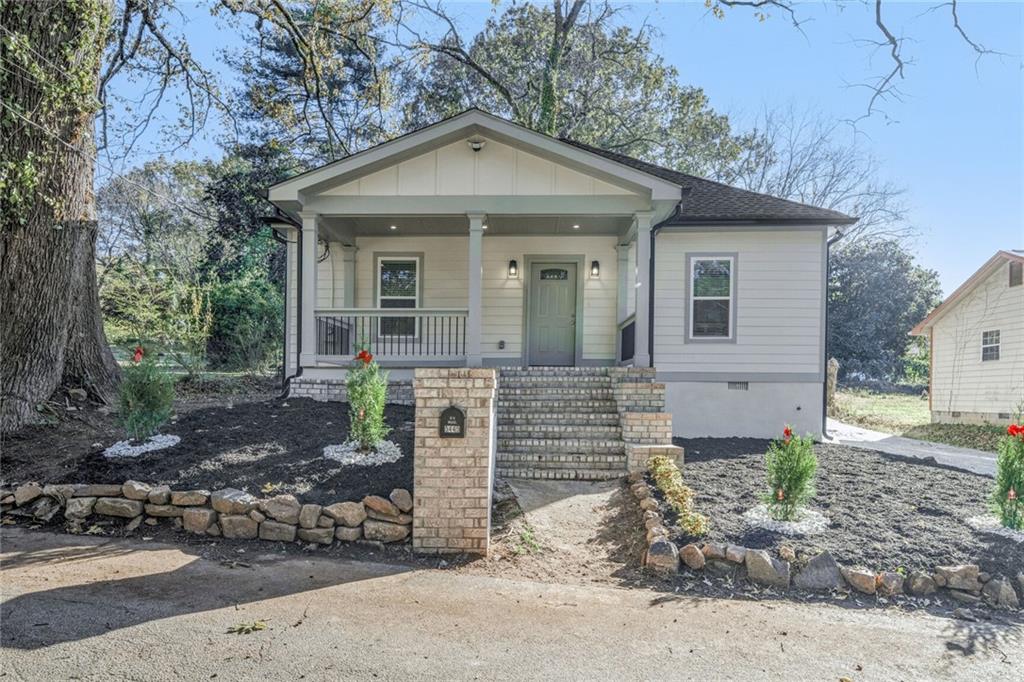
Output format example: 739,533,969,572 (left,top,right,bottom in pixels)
619,316,636,363
315,309,468,360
